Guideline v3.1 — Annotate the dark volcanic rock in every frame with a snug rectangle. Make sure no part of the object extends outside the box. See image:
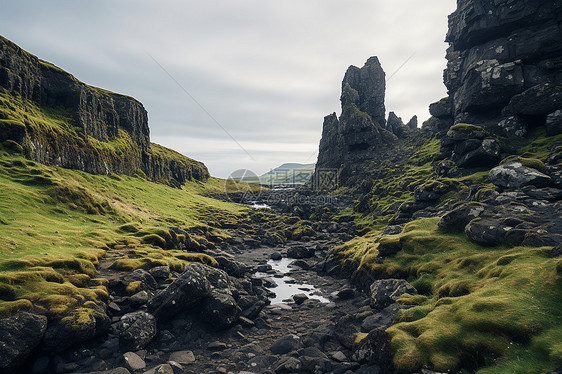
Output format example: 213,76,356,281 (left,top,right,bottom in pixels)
0,313,47,373
115,311,157,351
197,290,241,330
441,0,562,141
270,334,303,355
438,202,486,233
313,57,396,187
42,308,110,353
489,160,552,188
369,279,417,310
287,245,315,259
147,263,212,320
